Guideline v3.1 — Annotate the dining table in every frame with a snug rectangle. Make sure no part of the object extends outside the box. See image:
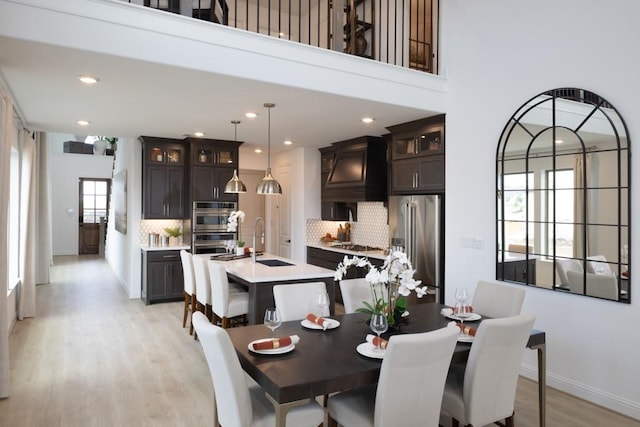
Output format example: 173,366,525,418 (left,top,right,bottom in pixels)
226,303,547,427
